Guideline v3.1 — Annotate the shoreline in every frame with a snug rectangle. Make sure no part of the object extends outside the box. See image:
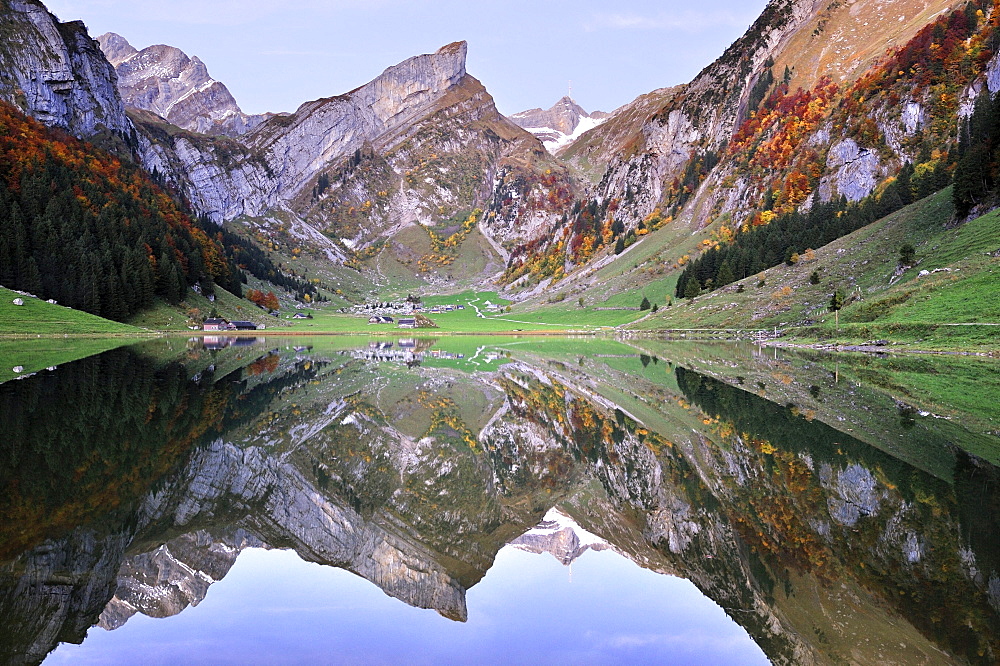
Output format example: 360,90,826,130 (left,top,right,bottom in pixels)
0,325,996,357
